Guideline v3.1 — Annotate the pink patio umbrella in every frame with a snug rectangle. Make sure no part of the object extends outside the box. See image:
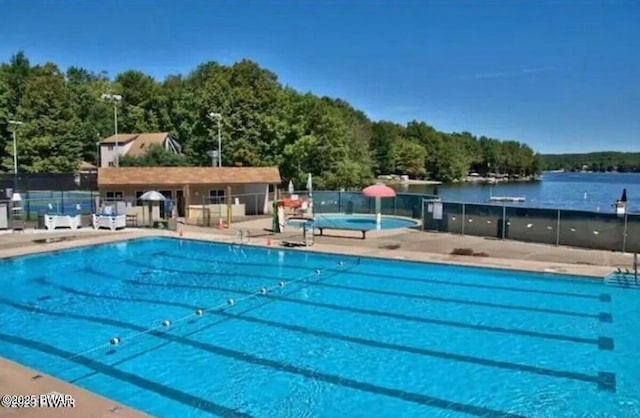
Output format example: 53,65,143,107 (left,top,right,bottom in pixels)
362,183,396,230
